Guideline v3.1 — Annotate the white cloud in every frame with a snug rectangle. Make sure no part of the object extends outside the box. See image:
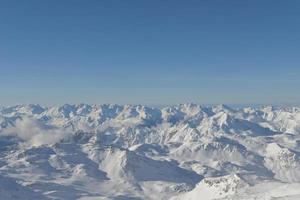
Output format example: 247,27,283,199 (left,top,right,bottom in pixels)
2,117,71,147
